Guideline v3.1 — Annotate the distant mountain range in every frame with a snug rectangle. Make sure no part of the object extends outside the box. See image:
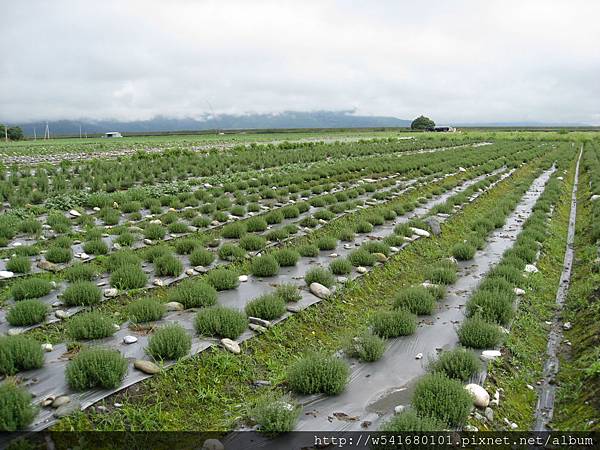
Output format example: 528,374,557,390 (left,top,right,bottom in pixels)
14,111,412,137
